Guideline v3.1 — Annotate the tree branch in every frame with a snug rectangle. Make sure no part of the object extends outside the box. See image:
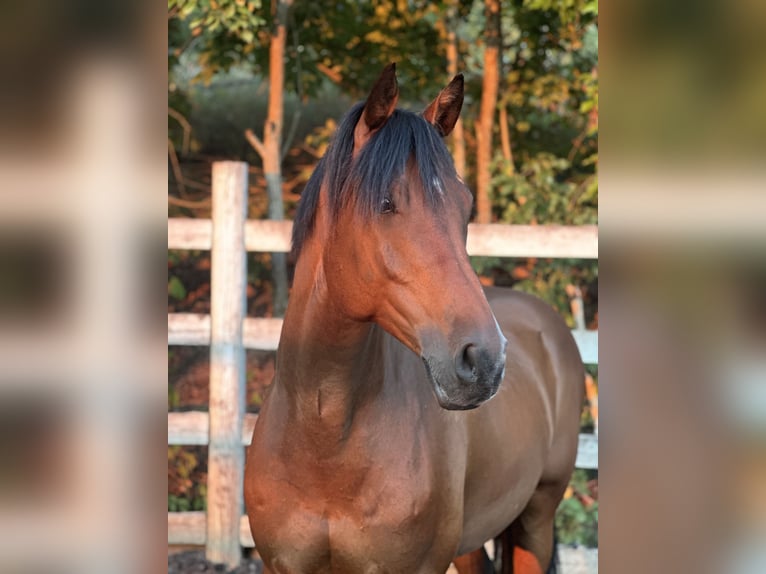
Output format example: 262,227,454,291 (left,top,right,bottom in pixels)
167,138,188,199
168,195,212,209
281,9,304,161
281,109,302,161
168,107,192,155
316,62,342,85
300,143,323,158
244,128,266,159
